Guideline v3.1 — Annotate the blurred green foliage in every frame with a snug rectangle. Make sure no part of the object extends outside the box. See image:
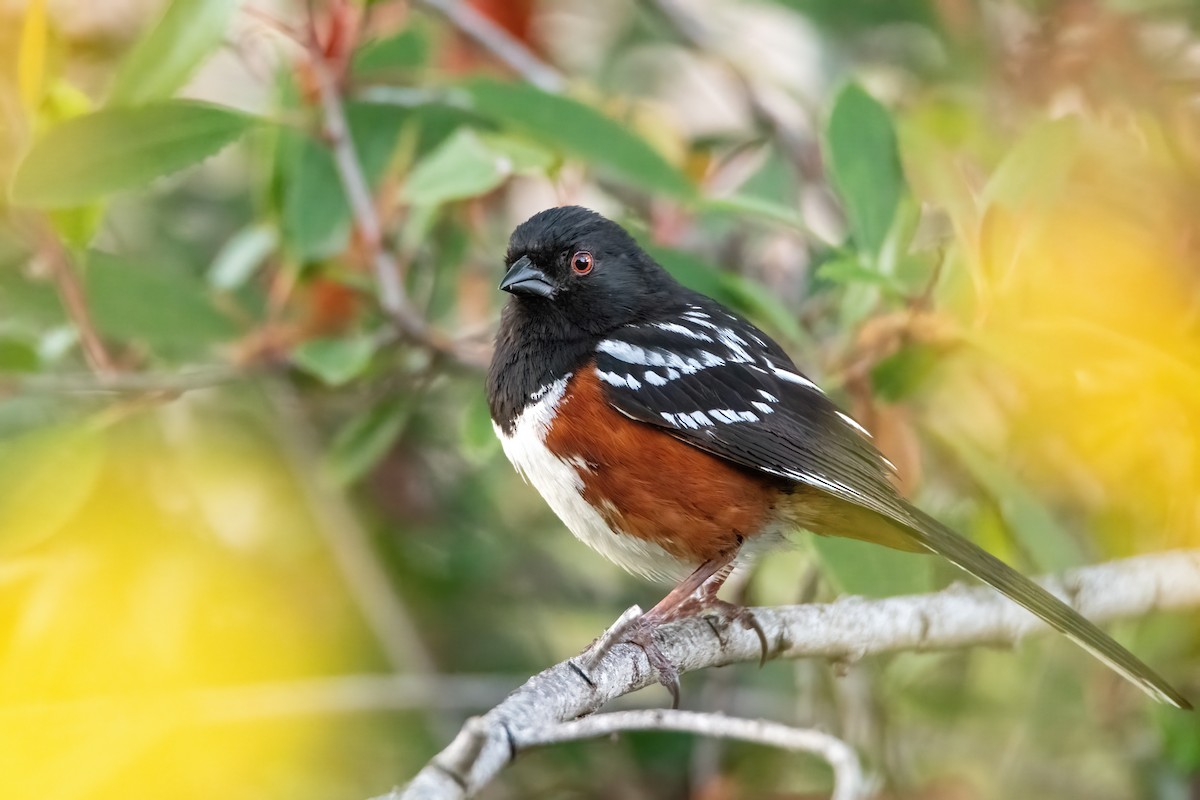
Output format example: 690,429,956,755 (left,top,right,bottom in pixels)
0,0,1198,799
